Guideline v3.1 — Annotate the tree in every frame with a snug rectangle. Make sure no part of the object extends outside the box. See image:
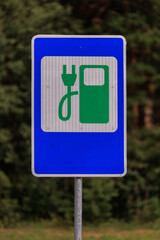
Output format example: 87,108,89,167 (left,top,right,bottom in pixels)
0,0,160,225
